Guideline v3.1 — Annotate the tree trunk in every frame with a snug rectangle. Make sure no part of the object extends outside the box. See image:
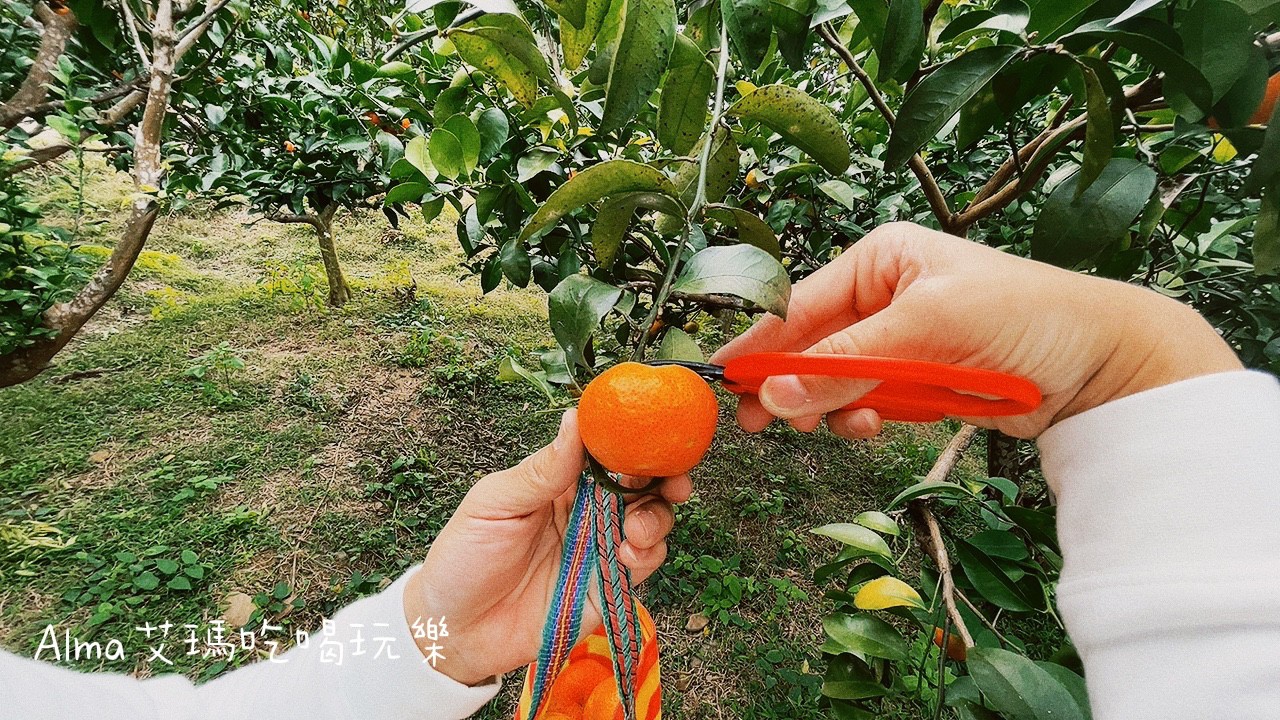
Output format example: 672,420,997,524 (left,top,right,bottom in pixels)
0,0,184,389
315,203,352,307
0,4,79,130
